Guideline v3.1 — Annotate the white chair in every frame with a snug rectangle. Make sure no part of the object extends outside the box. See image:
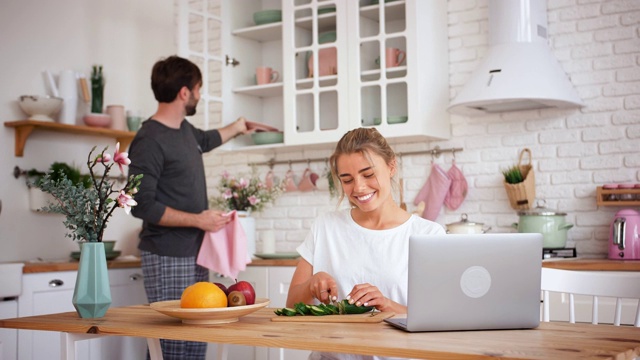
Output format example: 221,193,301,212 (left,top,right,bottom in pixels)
541,267,640,326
